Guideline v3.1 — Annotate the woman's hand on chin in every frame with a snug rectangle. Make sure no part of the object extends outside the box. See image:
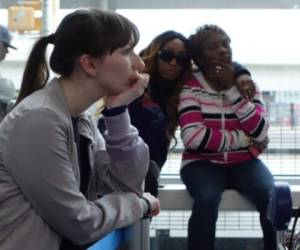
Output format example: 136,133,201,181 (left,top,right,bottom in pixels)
106,73,149,108
214,61,235,90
